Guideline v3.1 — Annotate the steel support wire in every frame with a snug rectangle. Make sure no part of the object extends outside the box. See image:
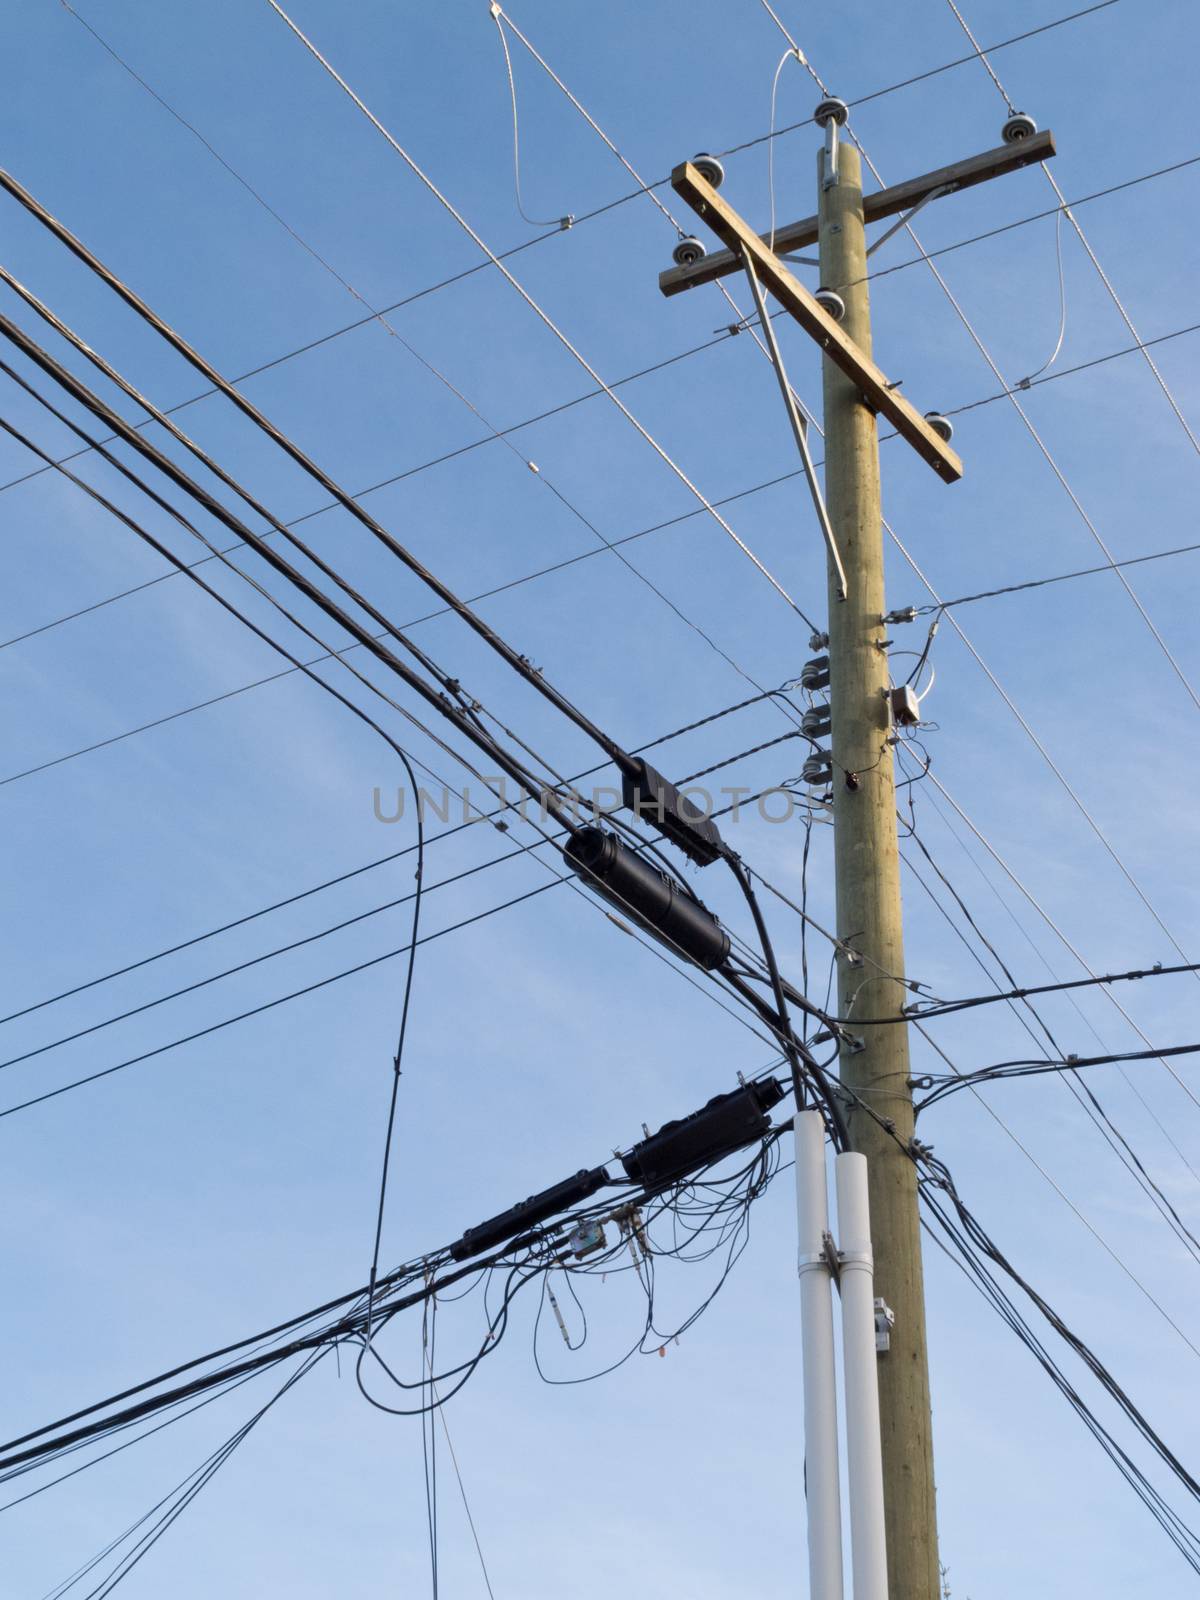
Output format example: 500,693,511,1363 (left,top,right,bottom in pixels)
736,243,847,597
258,0,819,632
